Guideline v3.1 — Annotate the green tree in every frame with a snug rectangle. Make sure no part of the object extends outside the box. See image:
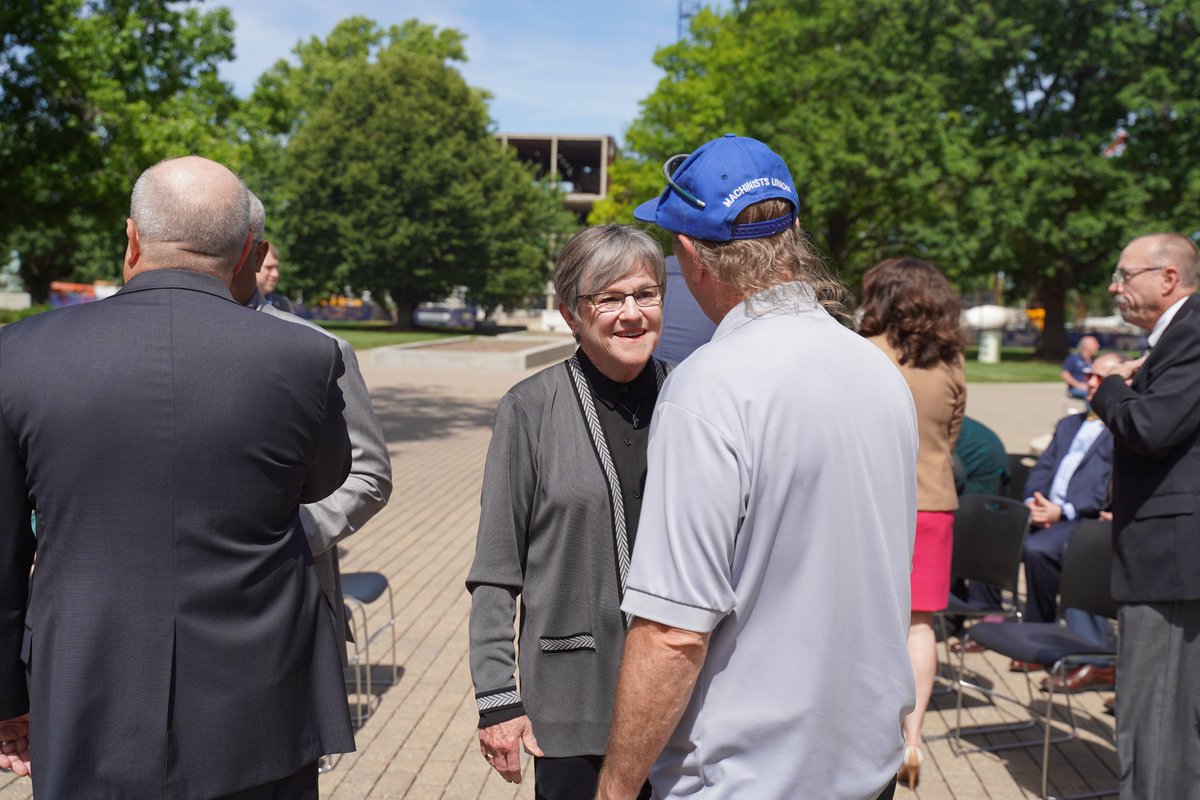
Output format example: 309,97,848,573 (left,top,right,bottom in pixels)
593,2,970,286
237,17,473,253
933,0,1198,359
596,0,1200,359
0,0,244,300
279,22,576,323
